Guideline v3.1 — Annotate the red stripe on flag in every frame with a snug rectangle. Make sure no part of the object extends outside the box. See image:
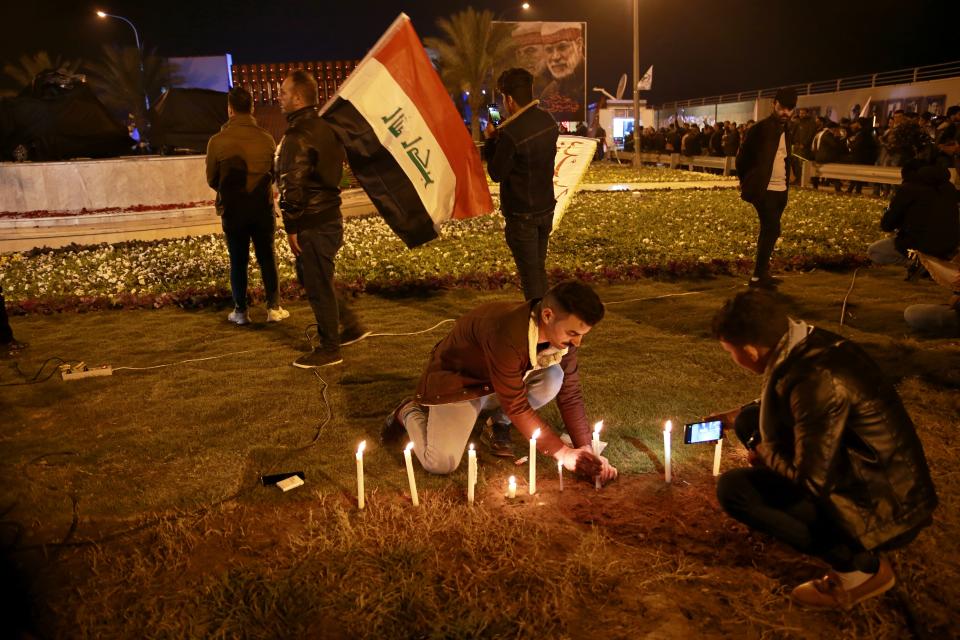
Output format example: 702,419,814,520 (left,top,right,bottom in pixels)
373,18,493,221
